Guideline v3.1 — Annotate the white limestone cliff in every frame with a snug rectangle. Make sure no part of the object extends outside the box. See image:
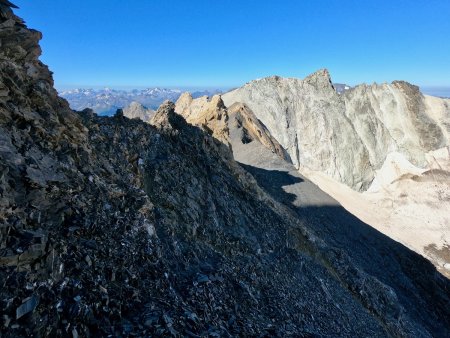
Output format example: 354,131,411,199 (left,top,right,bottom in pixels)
222,70,449,191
